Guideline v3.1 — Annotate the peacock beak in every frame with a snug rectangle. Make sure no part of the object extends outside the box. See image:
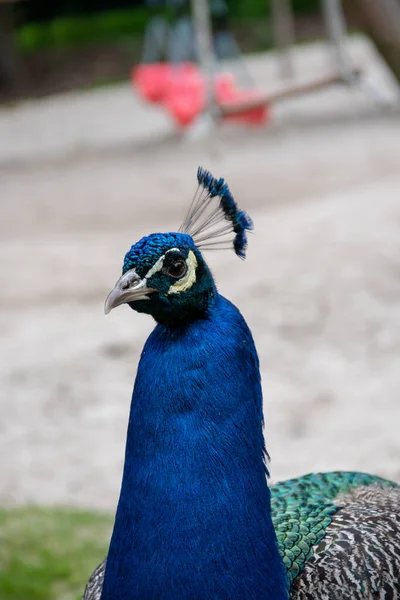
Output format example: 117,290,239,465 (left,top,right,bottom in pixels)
104,269,155,314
